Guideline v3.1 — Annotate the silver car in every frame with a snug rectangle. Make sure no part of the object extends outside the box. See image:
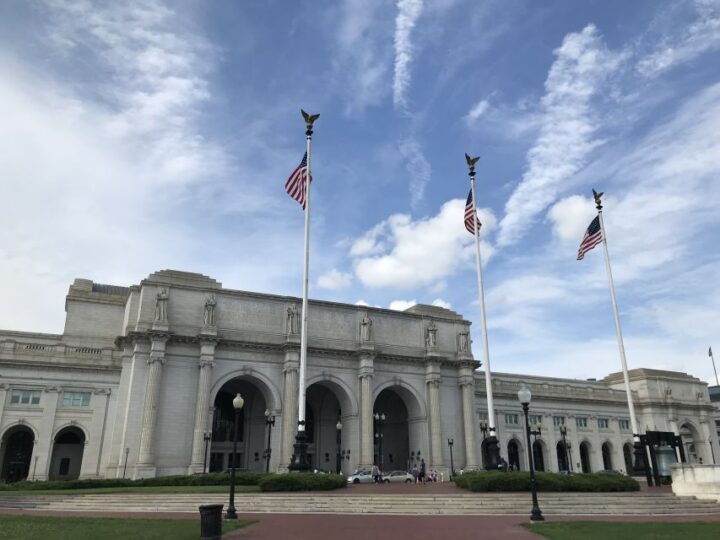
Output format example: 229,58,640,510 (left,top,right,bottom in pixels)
382,470,414,483
347,469,374,484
